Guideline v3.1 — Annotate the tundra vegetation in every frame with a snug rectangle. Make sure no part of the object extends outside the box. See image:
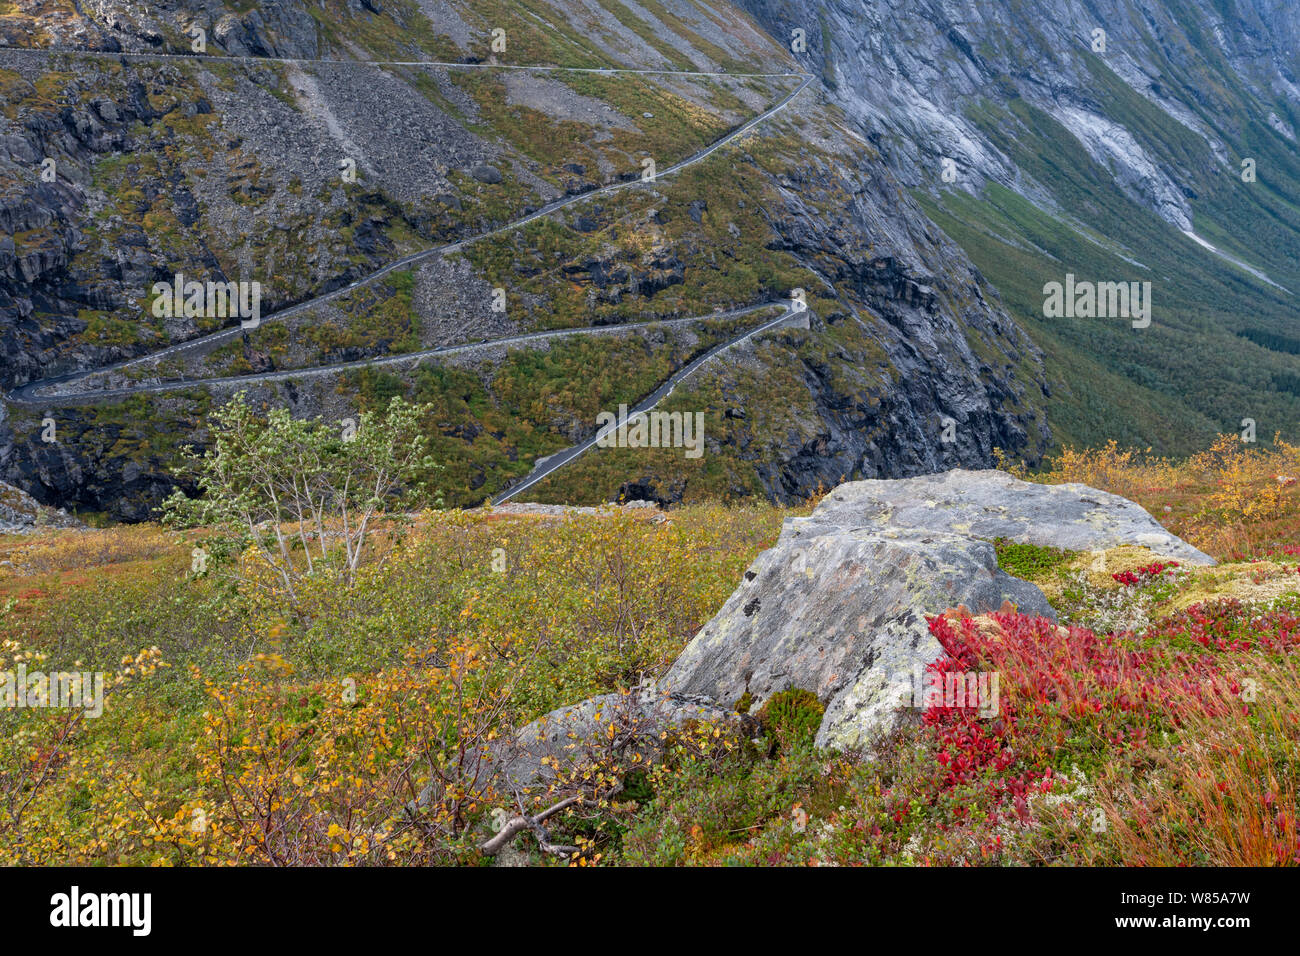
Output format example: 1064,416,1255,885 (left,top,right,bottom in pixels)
5,417,1300,865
